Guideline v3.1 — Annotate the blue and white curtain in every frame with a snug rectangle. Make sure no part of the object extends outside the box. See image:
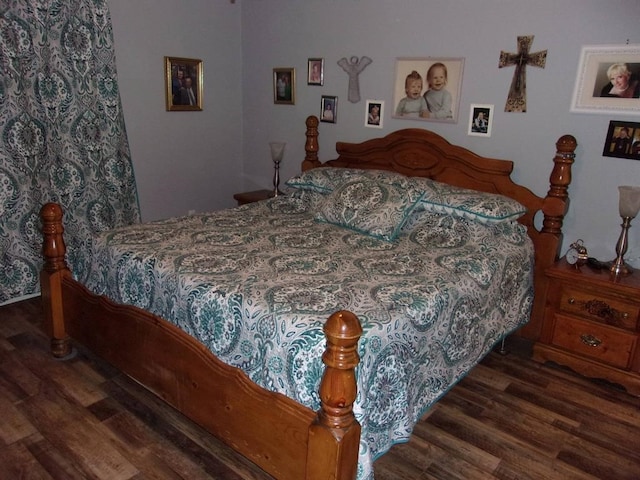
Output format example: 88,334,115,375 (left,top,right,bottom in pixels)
0,0,140,303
